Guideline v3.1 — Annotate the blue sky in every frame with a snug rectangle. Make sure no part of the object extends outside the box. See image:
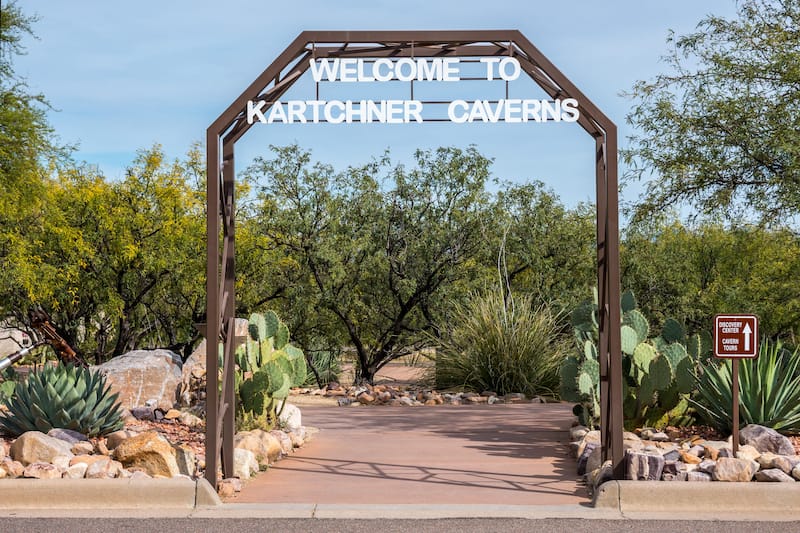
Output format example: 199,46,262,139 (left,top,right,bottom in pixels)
14,0,740,208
